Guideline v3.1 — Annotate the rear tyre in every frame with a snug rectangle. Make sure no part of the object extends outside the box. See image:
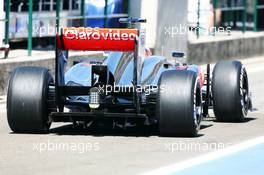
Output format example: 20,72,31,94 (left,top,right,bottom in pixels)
157,70,202,137
7,66,53,133
212,60,249,122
